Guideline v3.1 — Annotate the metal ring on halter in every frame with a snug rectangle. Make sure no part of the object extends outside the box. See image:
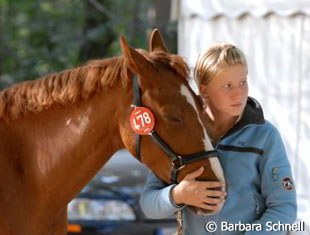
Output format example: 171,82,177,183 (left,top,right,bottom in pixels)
171,155,186,171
